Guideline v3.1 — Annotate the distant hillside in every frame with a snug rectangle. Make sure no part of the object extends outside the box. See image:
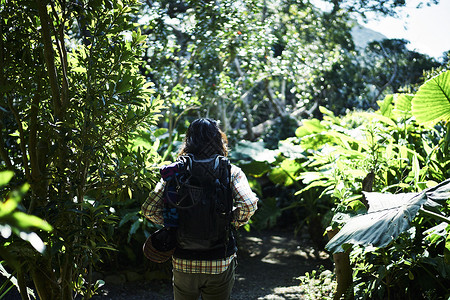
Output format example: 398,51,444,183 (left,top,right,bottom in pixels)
351,24,387,49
